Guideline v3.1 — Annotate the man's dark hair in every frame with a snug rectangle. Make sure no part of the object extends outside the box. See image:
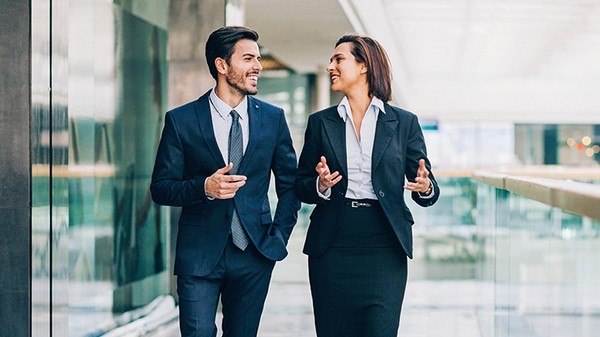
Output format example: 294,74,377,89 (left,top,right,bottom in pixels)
205,26,260,80
336,34,393,102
